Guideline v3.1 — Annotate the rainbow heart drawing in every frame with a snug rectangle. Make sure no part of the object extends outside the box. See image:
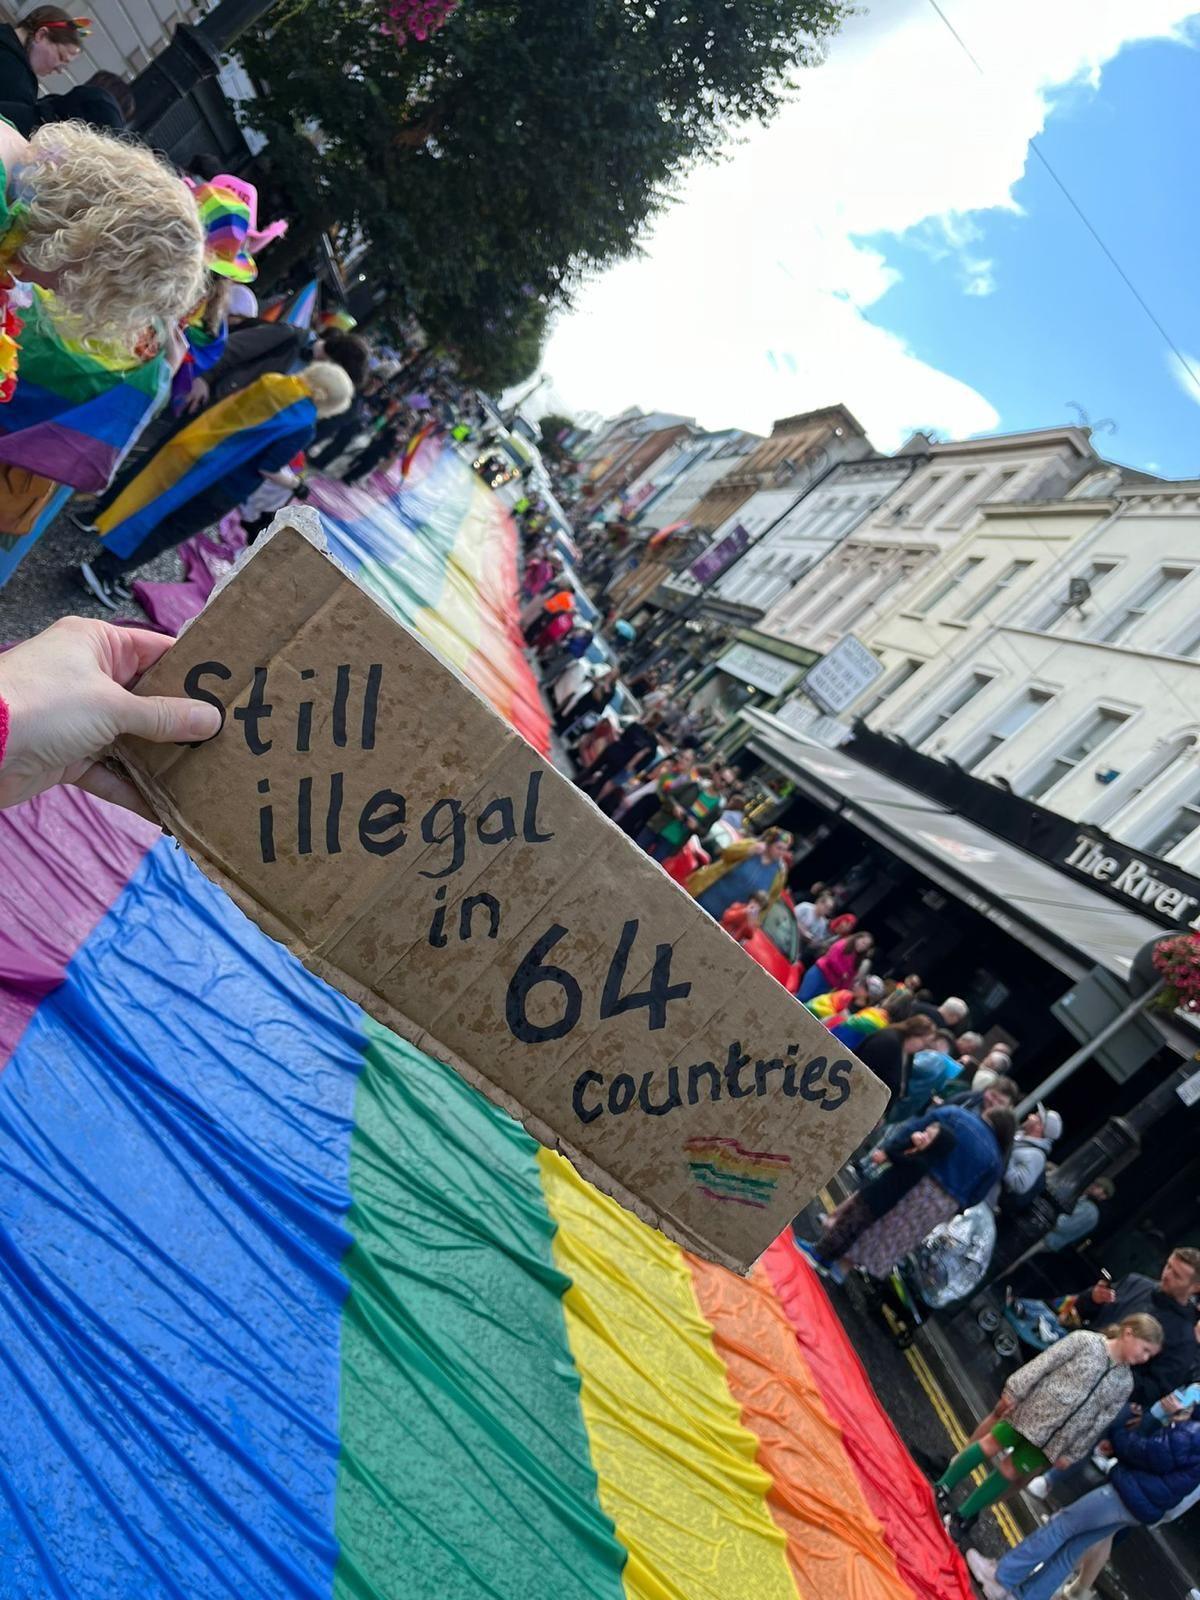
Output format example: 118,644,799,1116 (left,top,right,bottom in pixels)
685,1134,793,1207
